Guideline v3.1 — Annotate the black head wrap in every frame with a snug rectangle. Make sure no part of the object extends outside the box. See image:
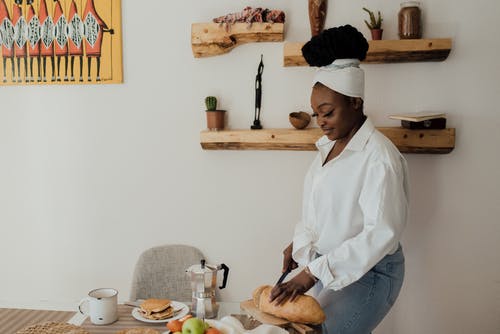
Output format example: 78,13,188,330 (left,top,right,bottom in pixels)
301,25,369,67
